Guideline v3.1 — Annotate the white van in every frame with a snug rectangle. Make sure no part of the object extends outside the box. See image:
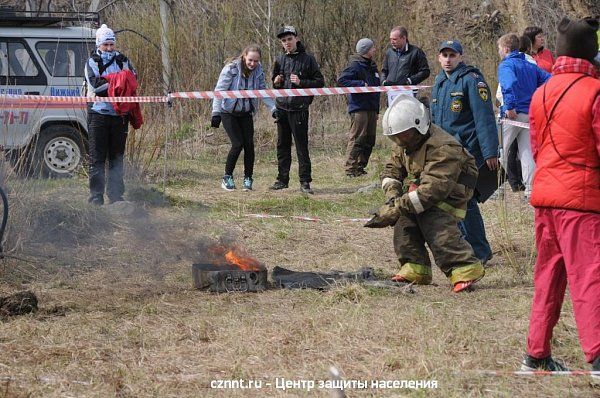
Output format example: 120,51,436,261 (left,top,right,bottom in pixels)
0,11,97,177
